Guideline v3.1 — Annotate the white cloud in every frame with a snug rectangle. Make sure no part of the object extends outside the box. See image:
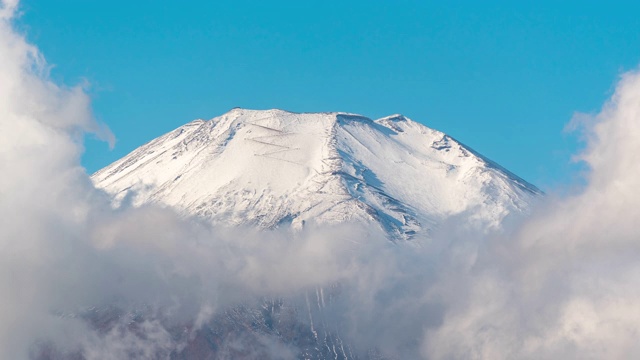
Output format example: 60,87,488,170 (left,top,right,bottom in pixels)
0,1,362,357
421,69,640,359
